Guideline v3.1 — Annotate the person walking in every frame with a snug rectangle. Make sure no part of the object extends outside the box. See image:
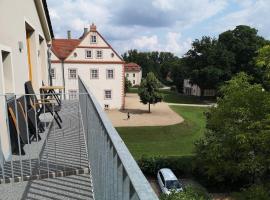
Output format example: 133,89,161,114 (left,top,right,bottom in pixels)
127,112,130,120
